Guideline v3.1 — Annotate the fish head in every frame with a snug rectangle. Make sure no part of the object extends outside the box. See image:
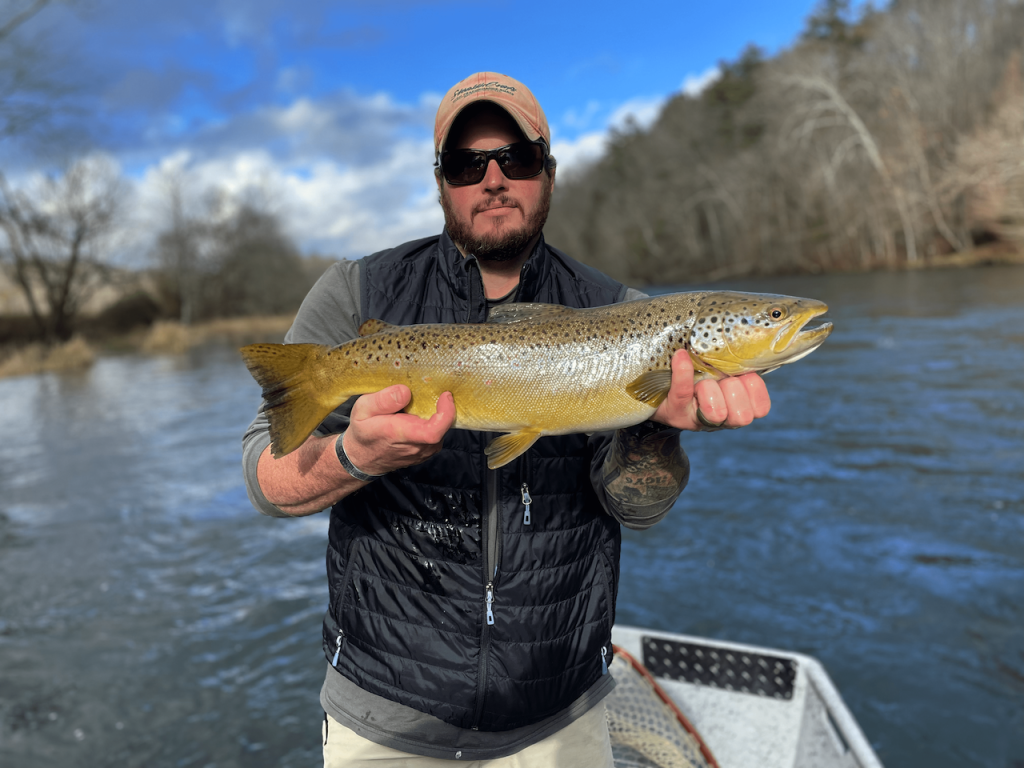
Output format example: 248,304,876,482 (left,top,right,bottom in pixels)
687,291,833,376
